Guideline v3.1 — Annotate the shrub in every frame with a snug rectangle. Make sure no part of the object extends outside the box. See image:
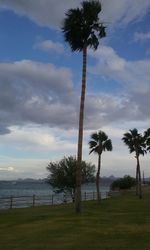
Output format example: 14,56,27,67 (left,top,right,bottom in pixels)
111,175,136,190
